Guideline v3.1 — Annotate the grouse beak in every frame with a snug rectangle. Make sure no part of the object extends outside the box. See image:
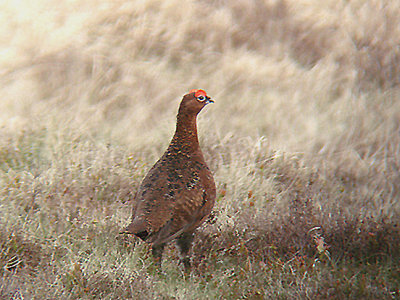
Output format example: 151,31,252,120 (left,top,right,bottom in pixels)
204,96,214,105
